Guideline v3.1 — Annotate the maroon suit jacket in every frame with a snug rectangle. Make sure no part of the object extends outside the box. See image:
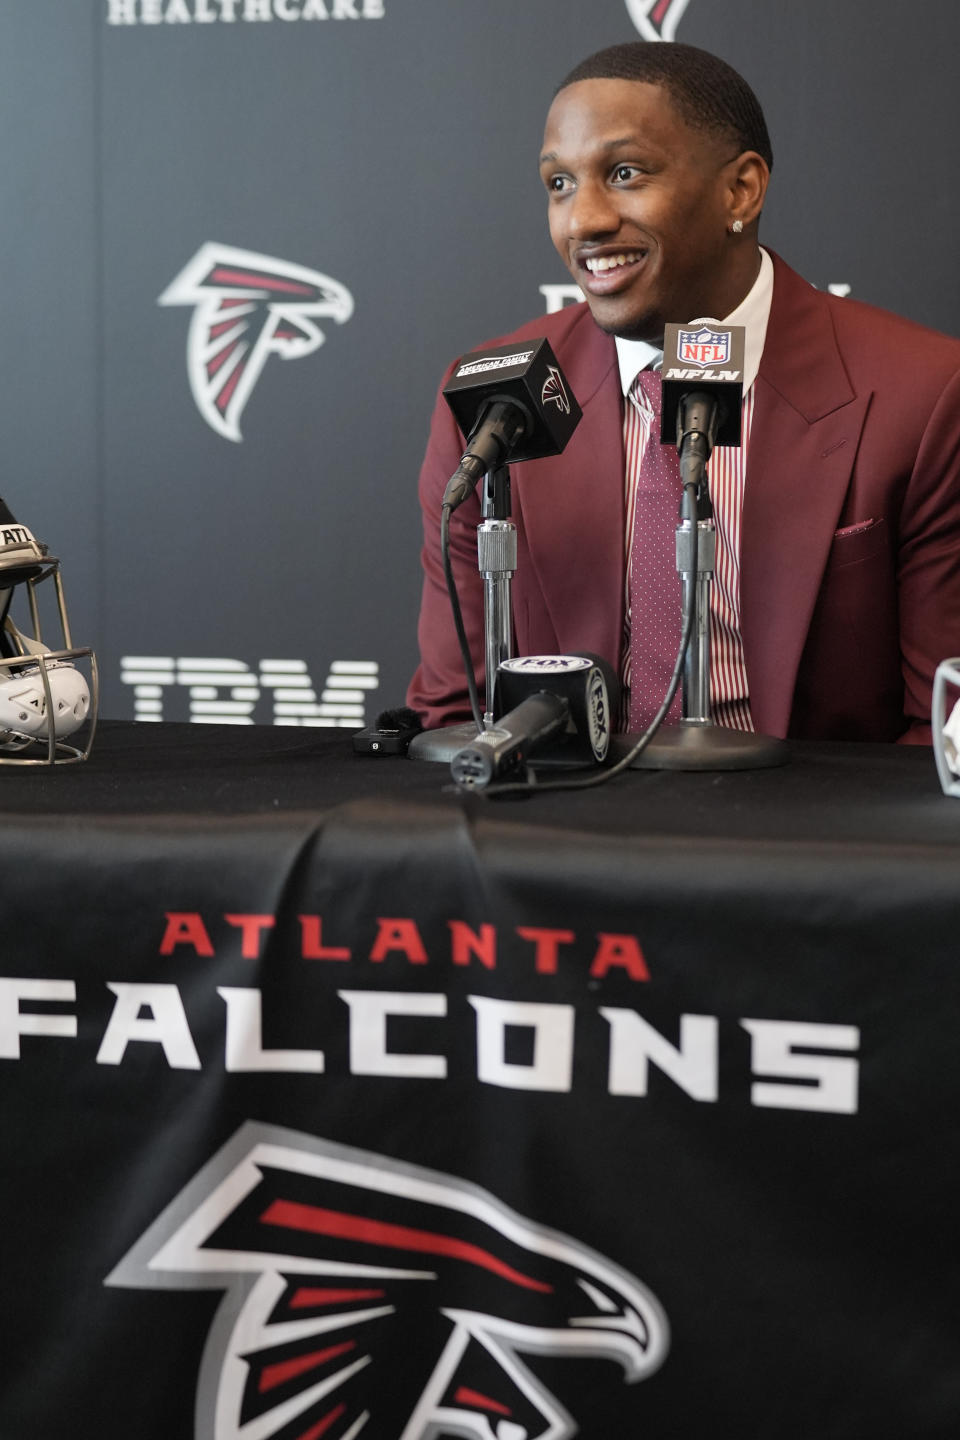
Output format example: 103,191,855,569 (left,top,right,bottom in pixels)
408,253,960,743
